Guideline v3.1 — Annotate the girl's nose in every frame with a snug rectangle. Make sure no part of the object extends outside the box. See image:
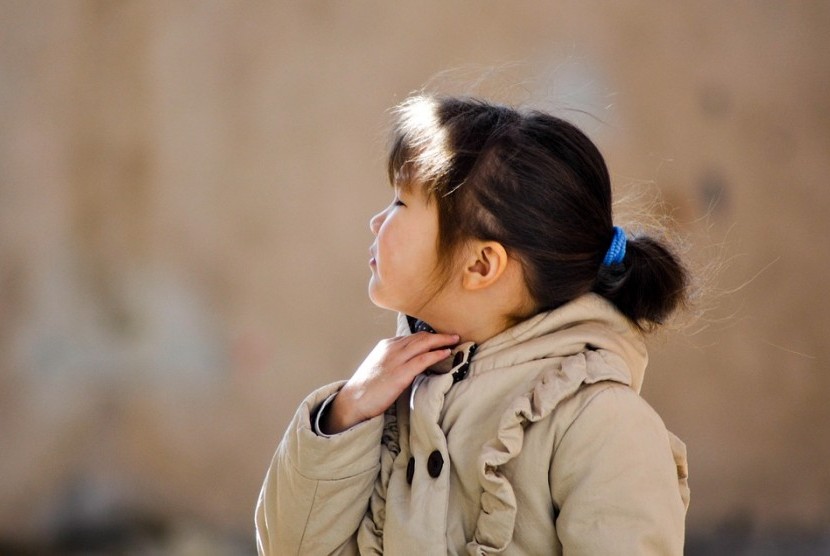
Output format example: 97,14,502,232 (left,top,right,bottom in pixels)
369,209,385,235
